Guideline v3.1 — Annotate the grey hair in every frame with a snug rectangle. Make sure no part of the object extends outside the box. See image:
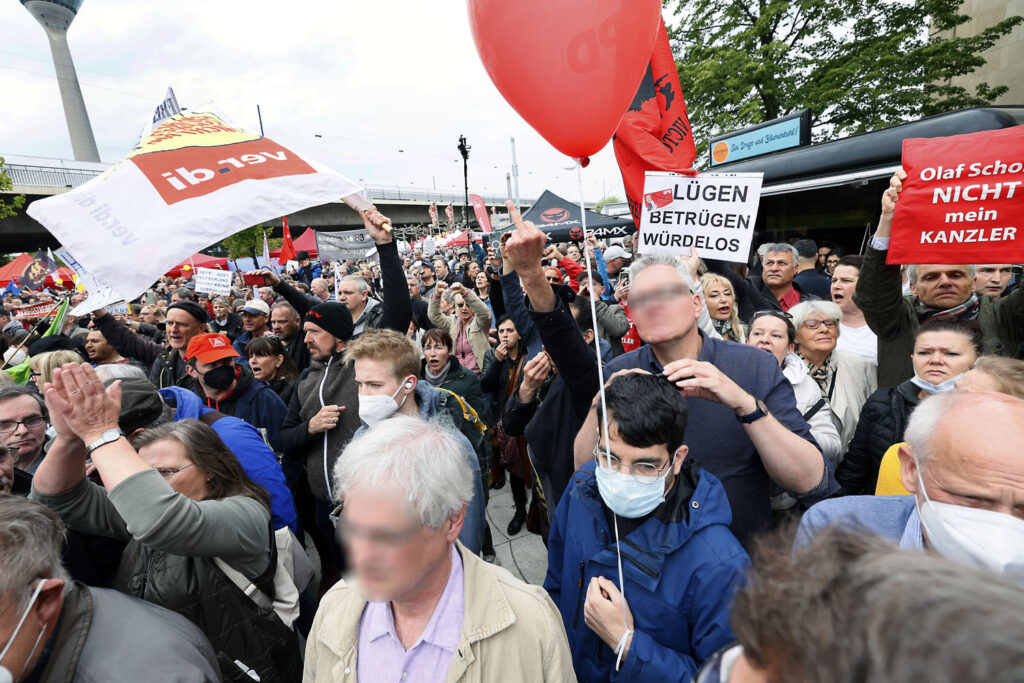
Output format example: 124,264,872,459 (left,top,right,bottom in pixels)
628,253,695,292
94,363,148,383
0,496,70,601
734,527,1024,682
0,384,46,418
756,243,772,259
906,264,977,285
903,390,954,463
341,275,369,294
788,300,842,331
765,243,799,265
333,415,474,528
